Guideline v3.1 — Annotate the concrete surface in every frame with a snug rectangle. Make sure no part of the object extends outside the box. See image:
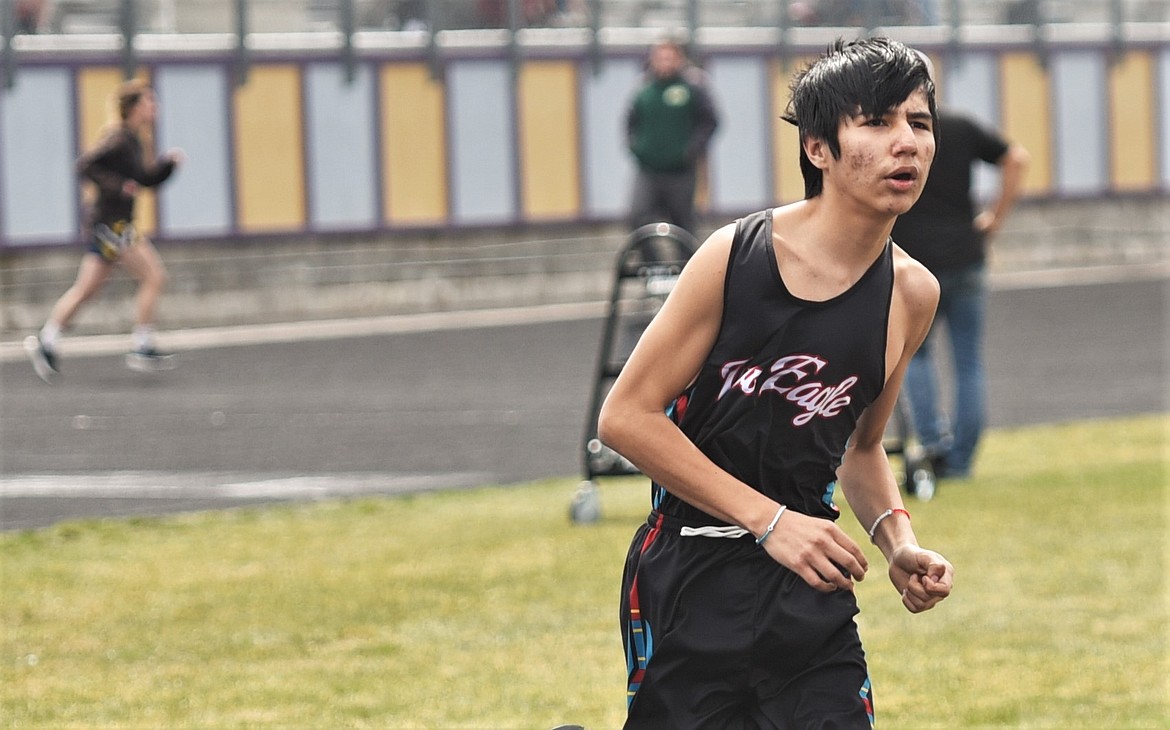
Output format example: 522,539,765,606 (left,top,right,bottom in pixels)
1,197,1165,337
